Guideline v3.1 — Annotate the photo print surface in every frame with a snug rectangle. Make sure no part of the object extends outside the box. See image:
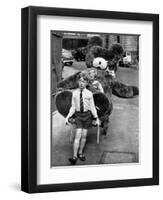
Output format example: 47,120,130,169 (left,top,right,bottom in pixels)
51,31,139,167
